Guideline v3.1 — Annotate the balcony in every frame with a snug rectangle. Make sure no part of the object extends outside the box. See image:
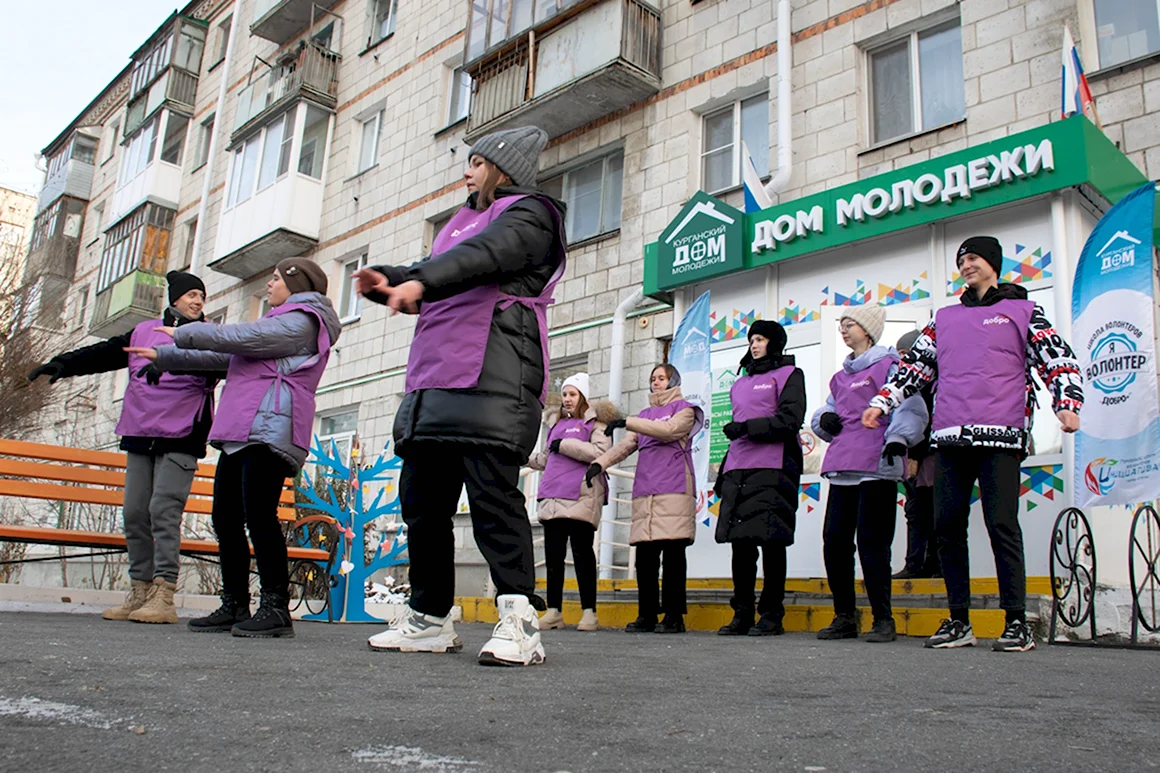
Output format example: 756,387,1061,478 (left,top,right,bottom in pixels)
89,271,167,339
125,69,198,137
464,0,661,141
251,0,341,45
232,42,339,146
26,197,85,280
37,133,98,214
